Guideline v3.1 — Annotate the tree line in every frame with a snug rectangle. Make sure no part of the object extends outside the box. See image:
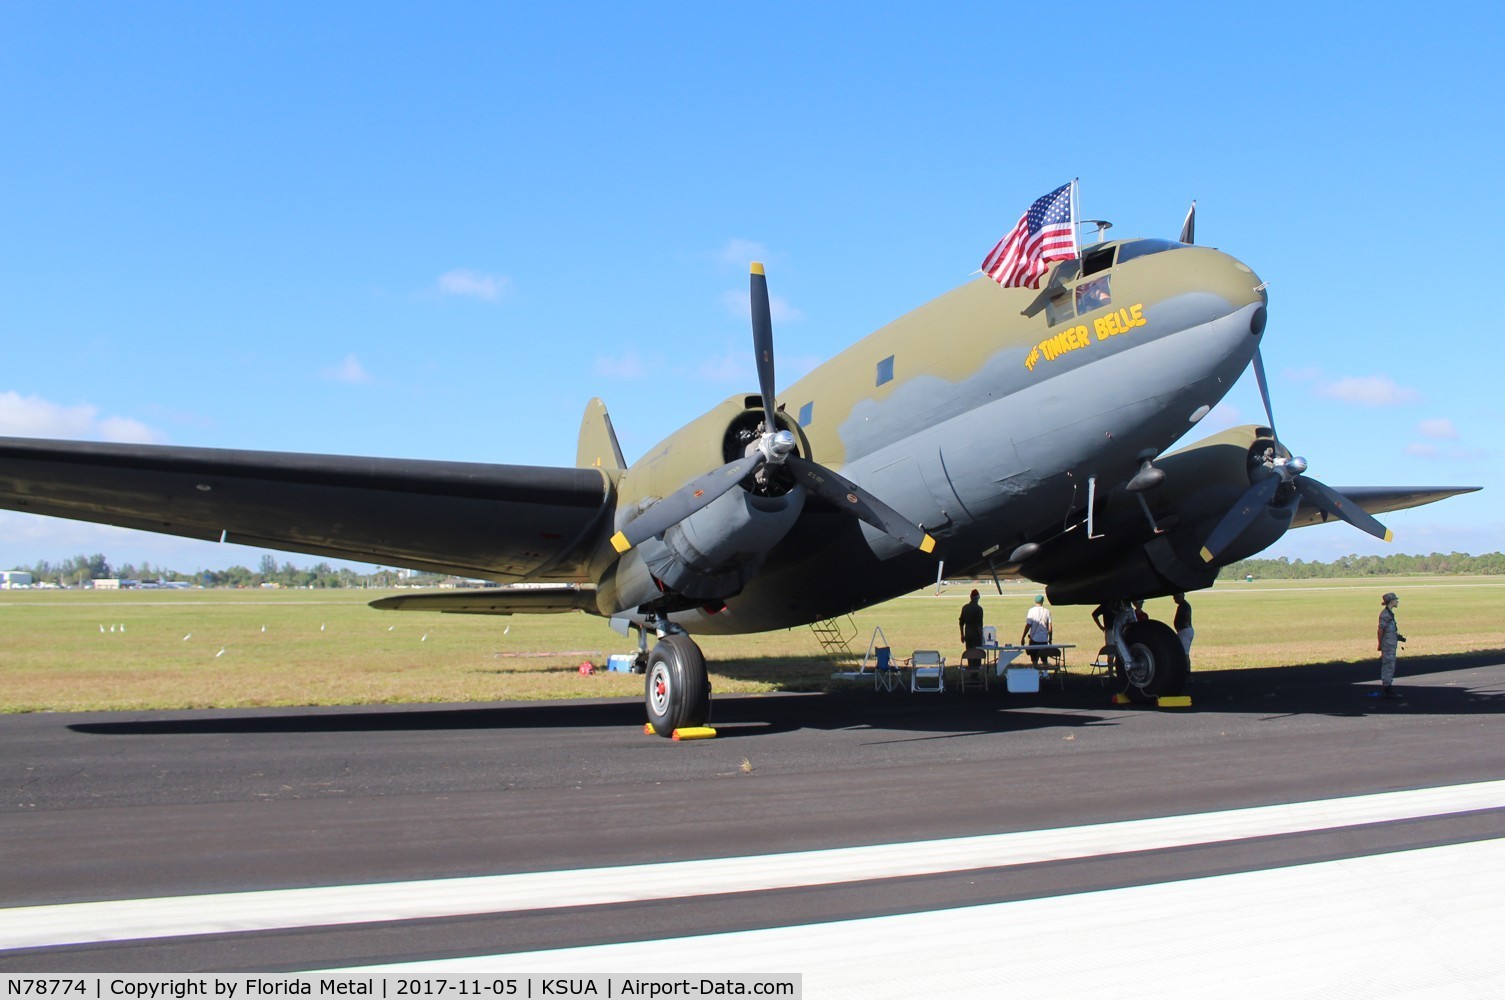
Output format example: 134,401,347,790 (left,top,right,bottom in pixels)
7,552,446,589
1223,551,1505,579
